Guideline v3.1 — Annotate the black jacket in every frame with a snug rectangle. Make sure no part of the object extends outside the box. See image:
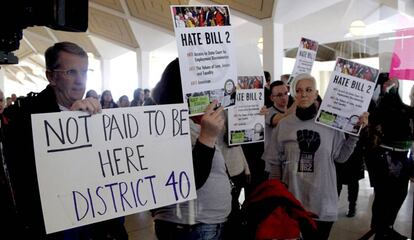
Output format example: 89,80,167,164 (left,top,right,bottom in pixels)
3,86,128,240
3,85,61,239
